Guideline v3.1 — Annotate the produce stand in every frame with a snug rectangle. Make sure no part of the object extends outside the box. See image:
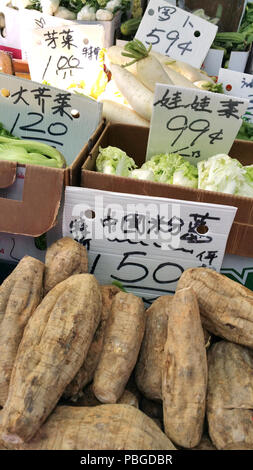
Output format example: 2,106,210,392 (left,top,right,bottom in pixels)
0,0,253,456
